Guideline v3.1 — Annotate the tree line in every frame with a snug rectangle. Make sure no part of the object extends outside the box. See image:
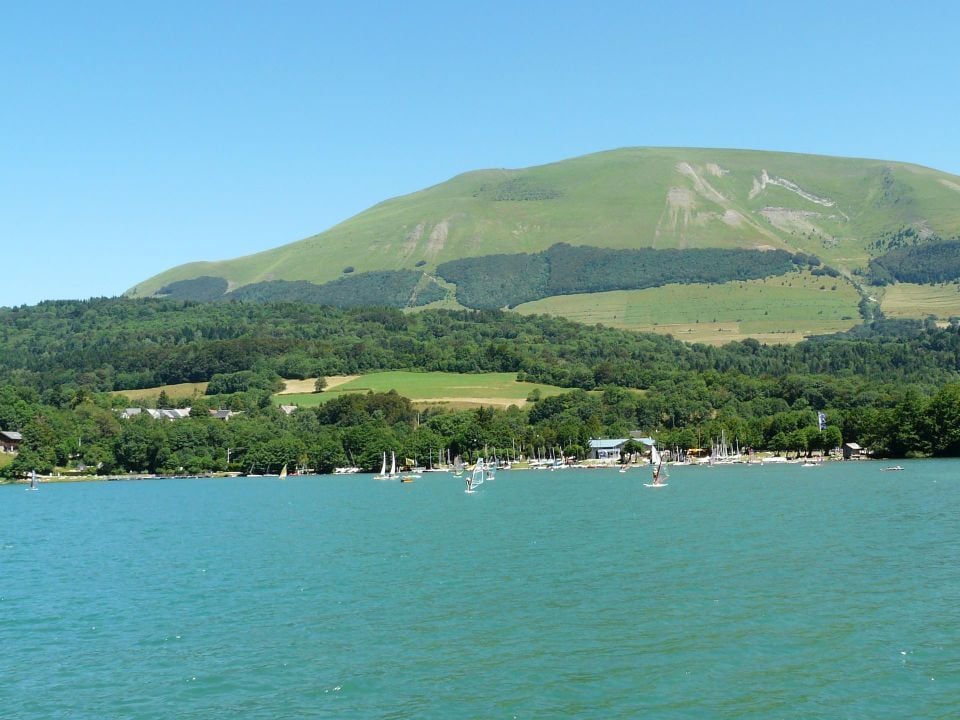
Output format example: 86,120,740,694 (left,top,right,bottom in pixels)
3,296,960,477
8,298,960,399
153,244,813,310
